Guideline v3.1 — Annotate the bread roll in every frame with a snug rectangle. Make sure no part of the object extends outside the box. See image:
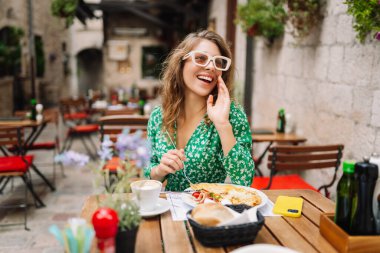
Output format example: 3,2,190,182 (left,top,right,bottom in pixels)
191,203,233,226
